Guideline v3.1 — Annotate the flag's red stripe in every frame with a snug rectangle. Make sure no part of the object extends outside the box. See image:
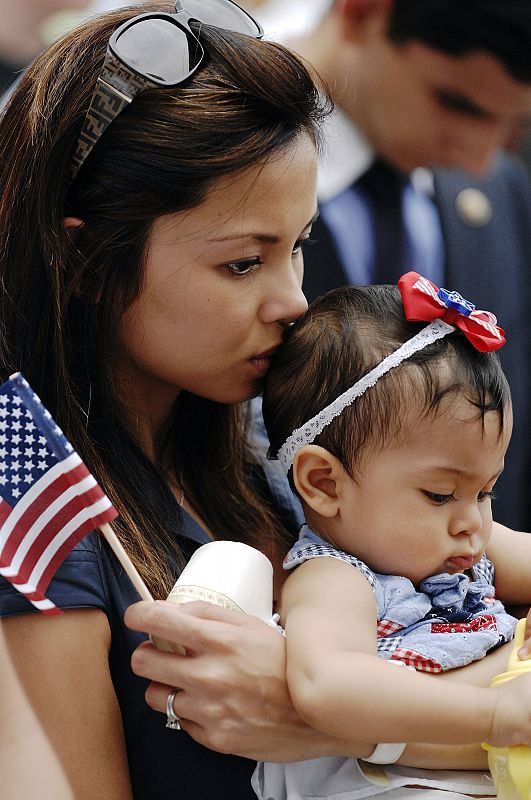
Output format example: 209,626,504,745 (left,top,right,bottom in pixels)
1,472,78,562
25,503,116,592
3,583,62,615
37,517,112,592
6,485,116,586
14,482,107,578
0,462,93,561
6,494,91,584
0,397,120,615
0,499,12,527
